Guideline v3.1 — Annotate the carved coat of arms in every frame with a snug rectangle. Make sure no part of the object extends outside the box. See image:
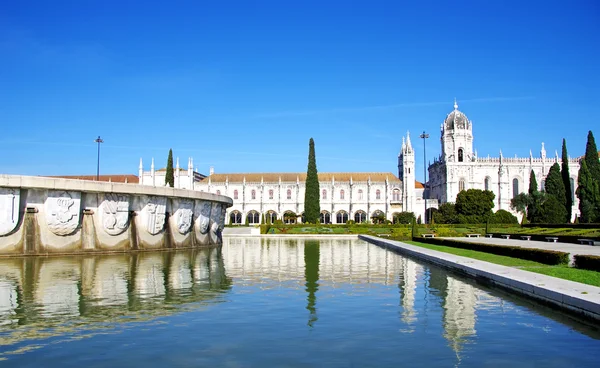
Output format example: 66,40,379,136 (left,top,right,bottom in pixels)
209,202,222,244
141,196,167,235
99,193,130,235
0,188,20,236
174,200,194,234
194,200,211,234
45,191,81,236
